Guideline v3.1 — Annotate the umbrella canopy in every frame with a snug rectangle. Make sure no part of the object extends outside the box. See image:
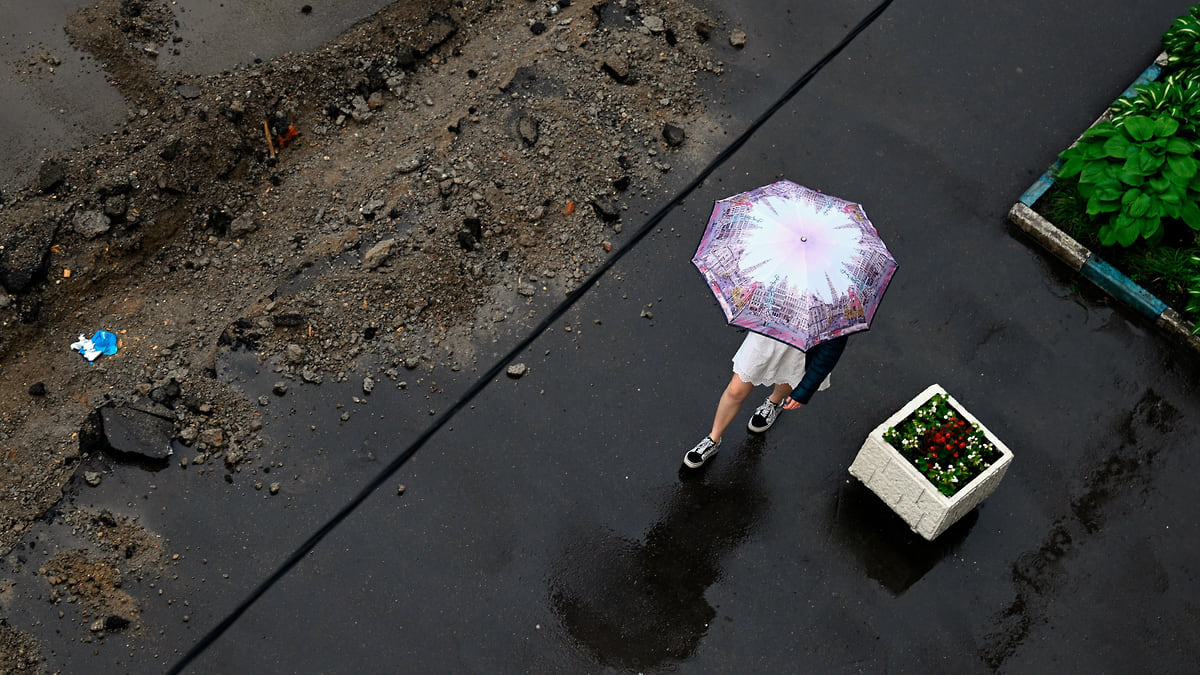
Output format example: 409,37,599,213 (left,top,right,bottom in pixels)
692,180,897,351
